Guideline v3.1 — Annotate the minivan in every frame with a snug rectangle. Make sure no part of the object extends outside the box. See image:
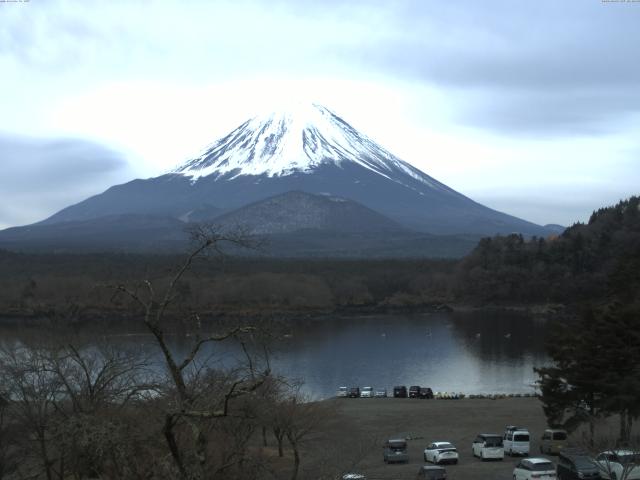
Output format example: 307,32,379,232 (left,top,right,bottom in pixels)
384,439,409,464
472,434,504,460
540,429,568,455
504,426,531,456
